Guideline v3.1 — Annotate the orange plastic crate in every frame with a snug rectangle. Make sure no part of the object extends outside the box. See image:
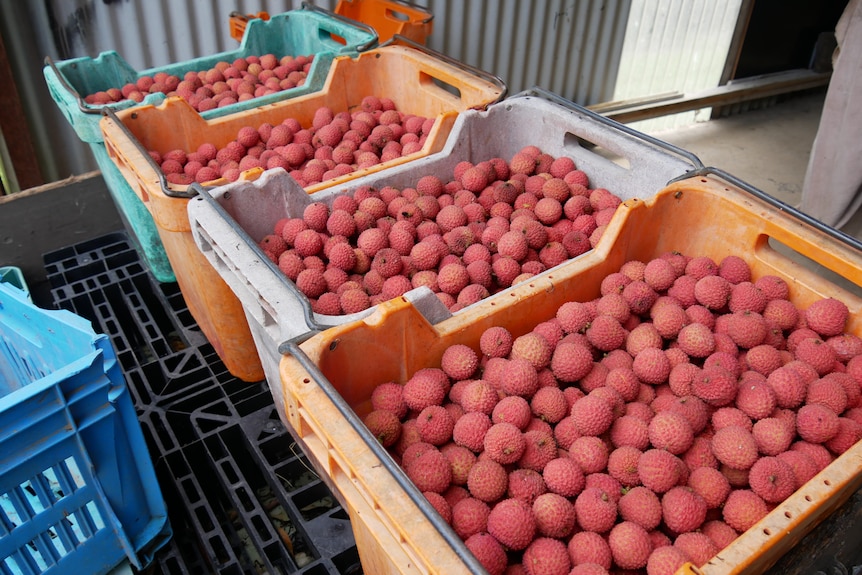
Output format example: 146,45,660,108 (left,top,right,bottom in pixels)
227,10,271,42
230,1,433,45
335,0,433,44
99,42,503,384
279,171,862,574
